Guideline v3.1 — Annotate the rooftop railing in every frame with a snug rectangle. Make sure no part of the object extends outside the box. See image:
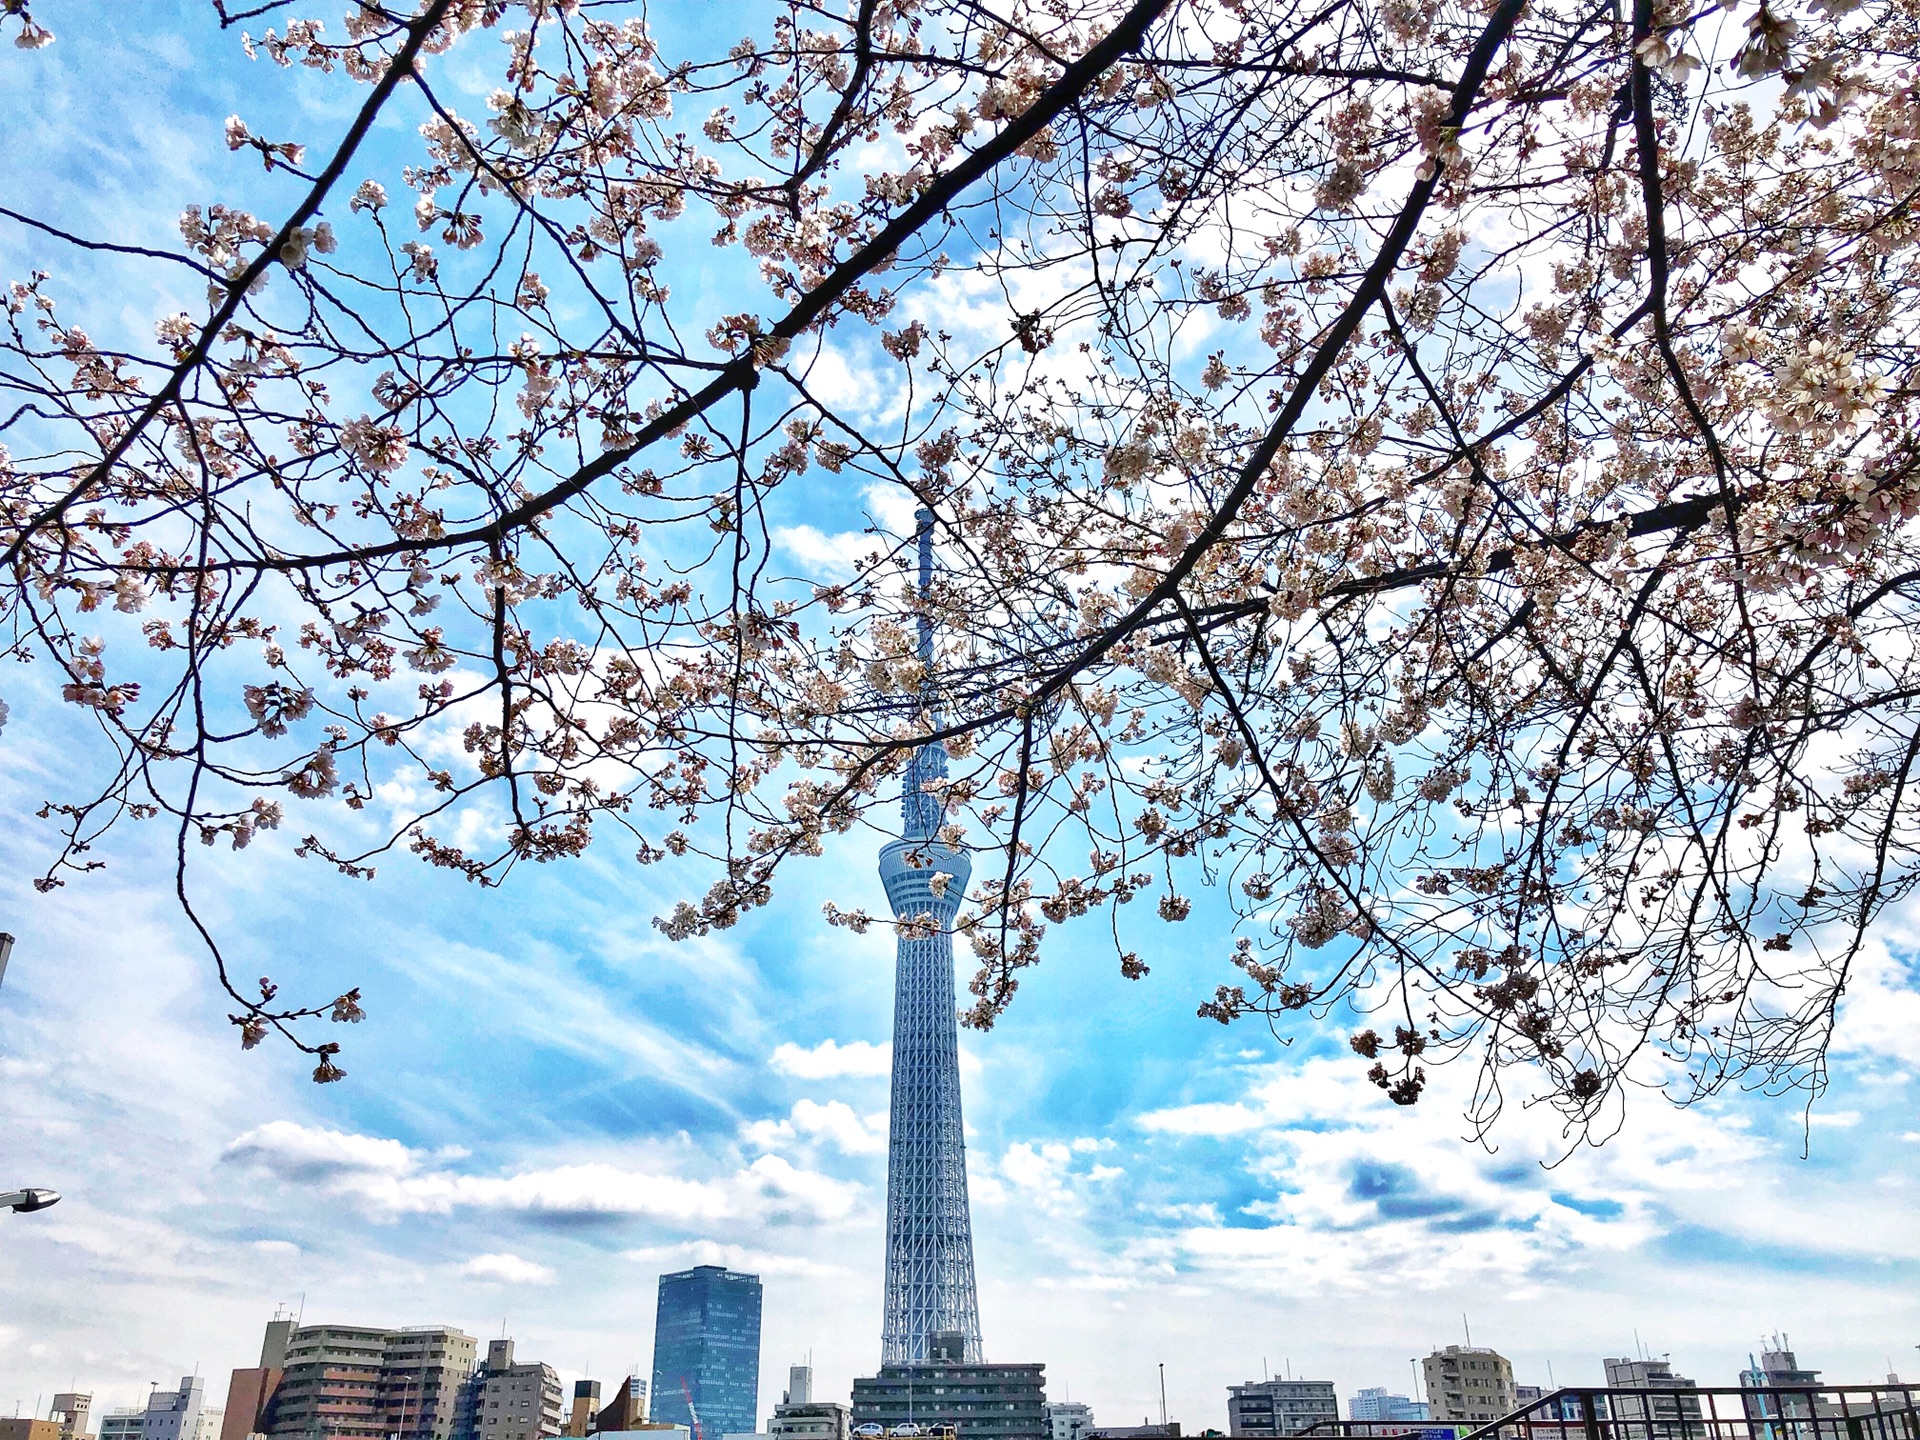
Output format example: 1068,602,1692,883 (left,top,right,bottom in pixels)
1302,1387,1920,1440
